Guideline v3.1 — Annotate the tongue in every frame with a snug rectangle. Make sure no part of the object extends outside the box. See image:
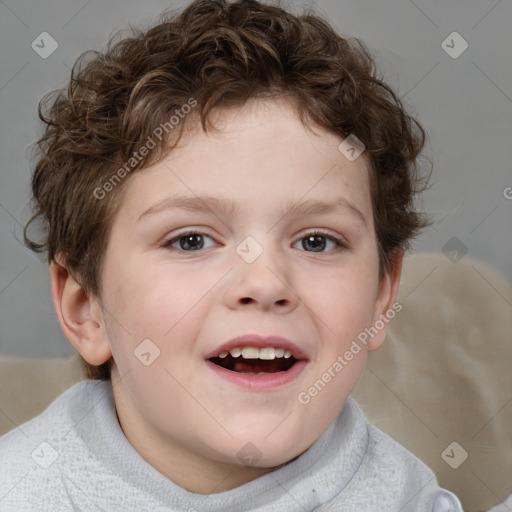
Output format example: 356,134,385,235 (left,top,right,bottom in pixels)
233,359,287,373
